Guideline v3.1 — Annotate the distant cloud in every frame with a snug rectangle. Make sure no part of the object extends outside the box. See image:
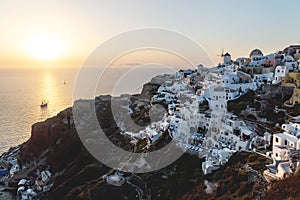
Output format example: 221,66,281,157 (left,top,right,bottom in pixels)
123,63,143,66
